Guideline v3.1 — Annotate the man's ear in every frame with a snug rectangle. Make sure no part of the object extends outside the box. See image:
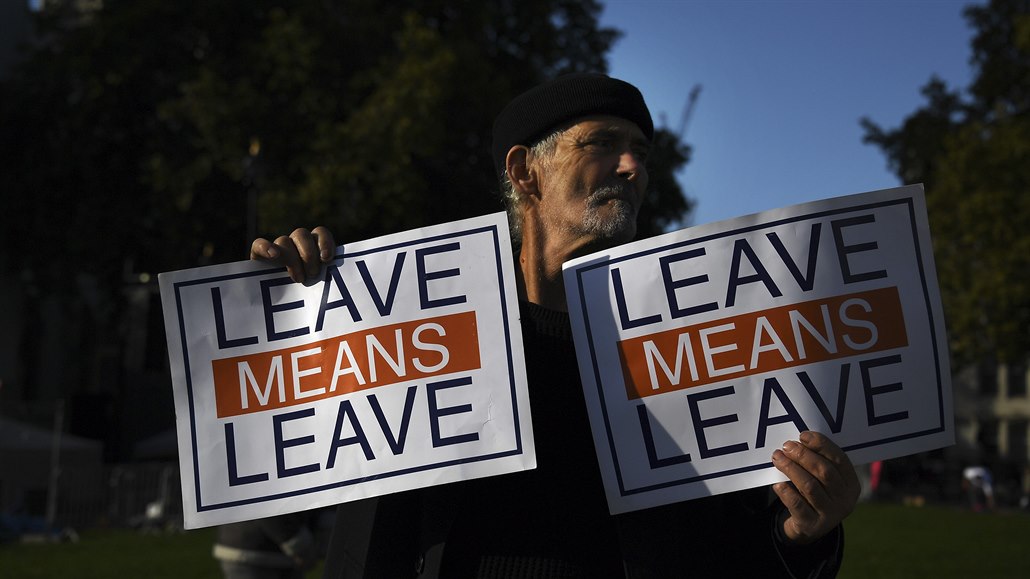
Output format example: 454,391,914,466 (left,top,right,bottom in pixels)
505,146,538,198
